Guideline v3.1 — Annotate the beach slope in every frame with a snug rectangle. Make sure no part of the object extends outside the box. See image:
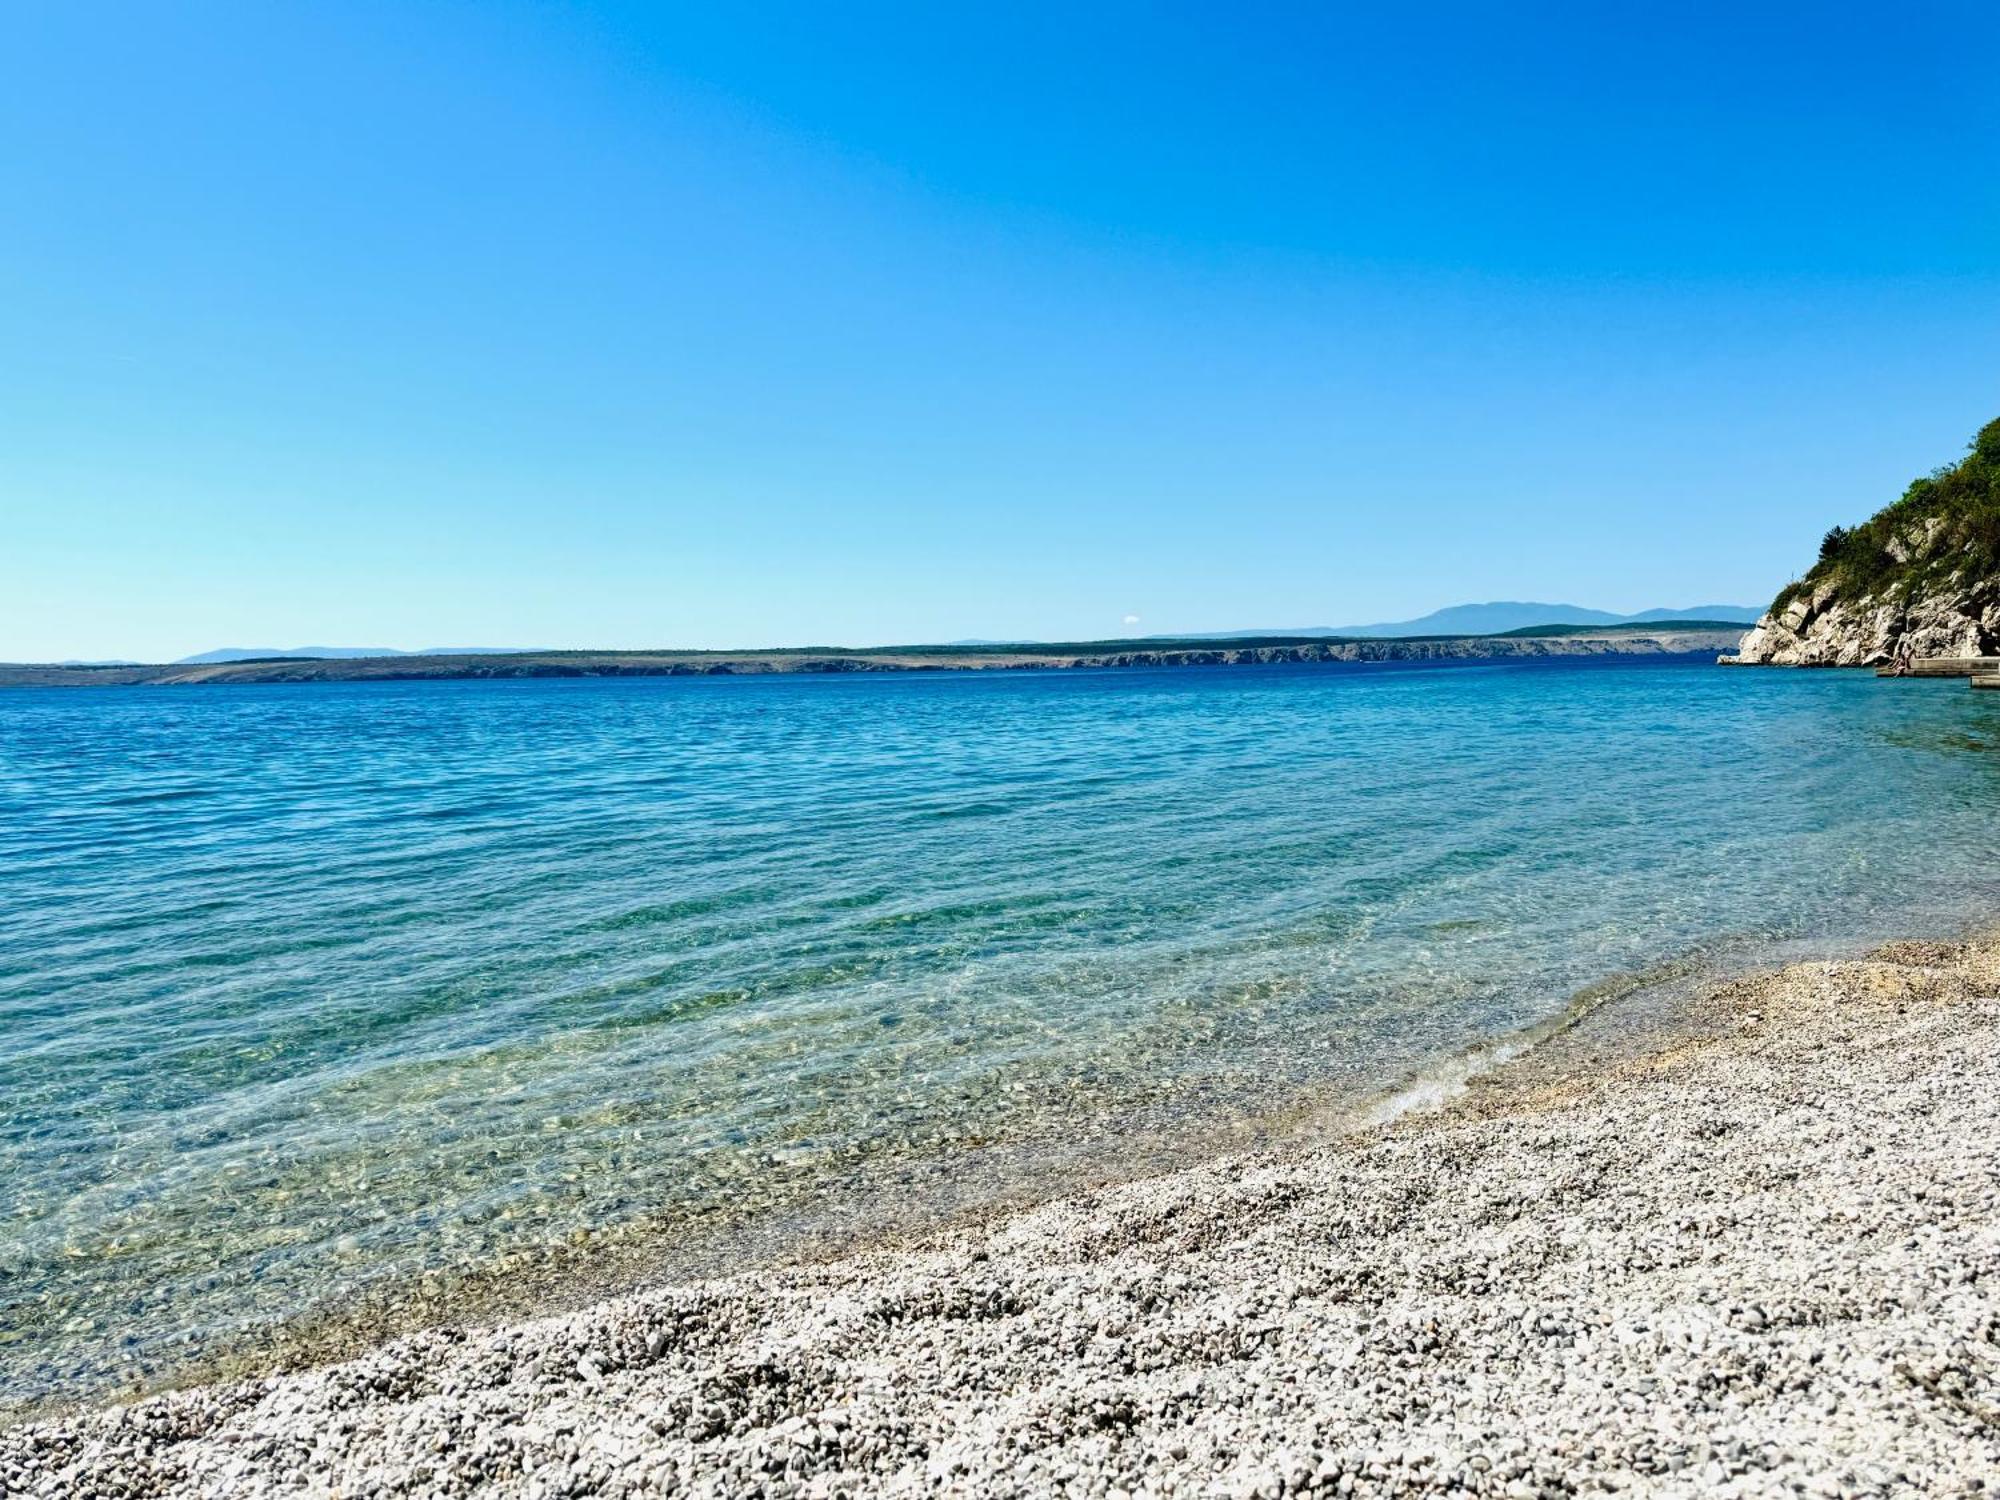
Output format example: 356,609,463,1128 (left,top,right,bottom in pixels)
7,939,1998,1497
